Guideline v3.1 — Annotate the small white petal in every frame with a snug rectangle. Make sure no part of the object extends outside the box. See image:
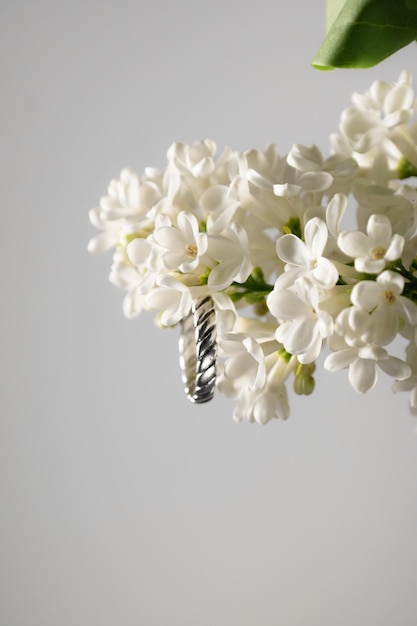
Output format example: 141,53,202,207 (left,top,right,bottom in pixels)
88,231,118,254
366,214,392,246
324,349,358,372
349,359,377,393
268,288,307,320
299,171,333,192
208,261,239,291
304,218,328,259
338,231,370,258
127,238,152,266
398,297,417,326
378,357,411,380
312,258,338,289
276,234,309,266
326,193,347,239
377,270,404,294
273,183,301,197
384,234,404,261
351,281,382,311
354,257,385,274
